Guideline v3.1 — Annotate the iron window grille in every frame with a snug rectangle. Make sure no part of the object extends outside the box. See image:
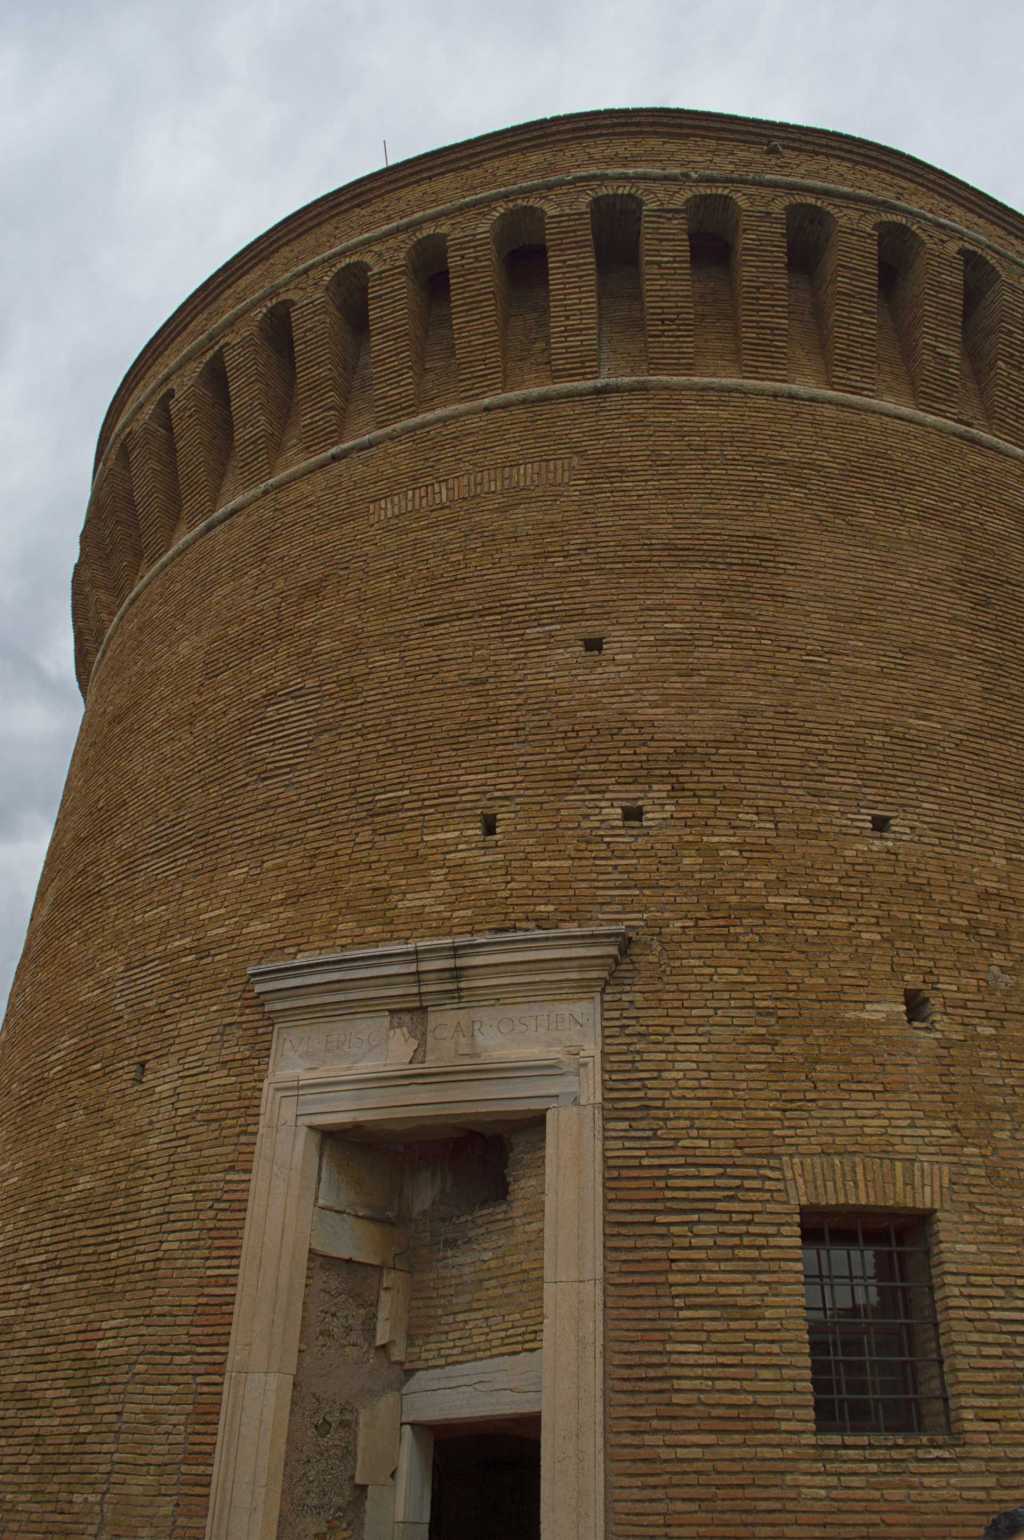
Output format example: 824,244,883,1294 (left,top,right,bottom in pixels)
801,1212,951,1435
